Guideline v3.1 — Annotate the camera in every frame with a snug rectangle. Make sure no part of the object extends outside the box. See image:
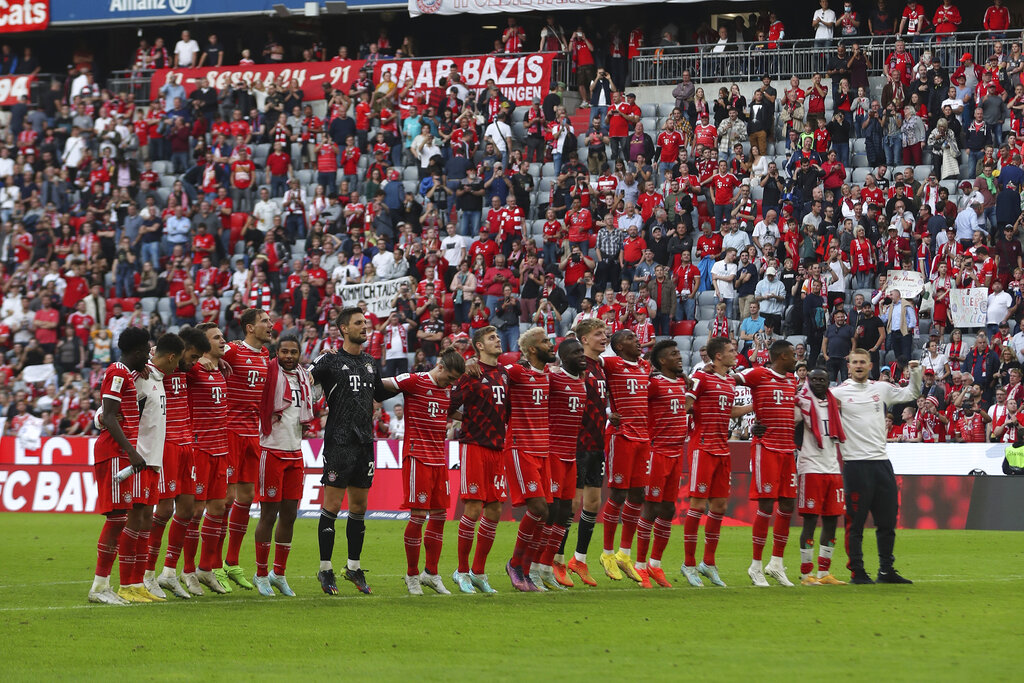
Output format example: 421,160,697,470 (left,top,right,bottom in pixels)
572,253,581,263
